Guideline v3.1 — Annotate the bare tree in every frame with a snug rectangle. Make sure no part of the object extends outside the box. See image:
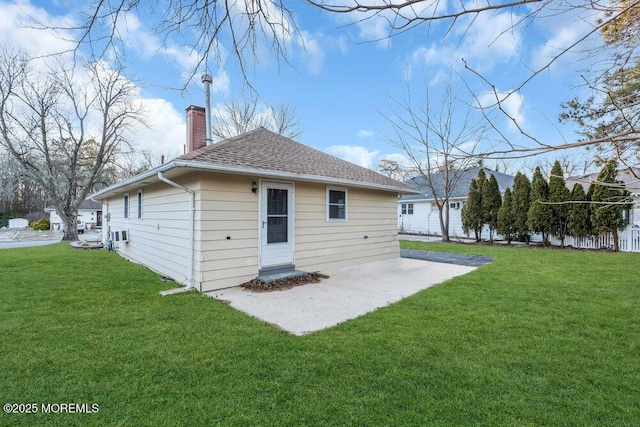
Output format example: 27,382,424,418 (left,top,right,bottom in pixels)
539,153,596,179
384,82,487,242
211,97,302,141
34,0,637,163
42,0,300,87
0,149,19,207
0,47,145,240
0,149,51,221
310,0,639,164
377,159,412,182
112,148,181,181
269,103,302,139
